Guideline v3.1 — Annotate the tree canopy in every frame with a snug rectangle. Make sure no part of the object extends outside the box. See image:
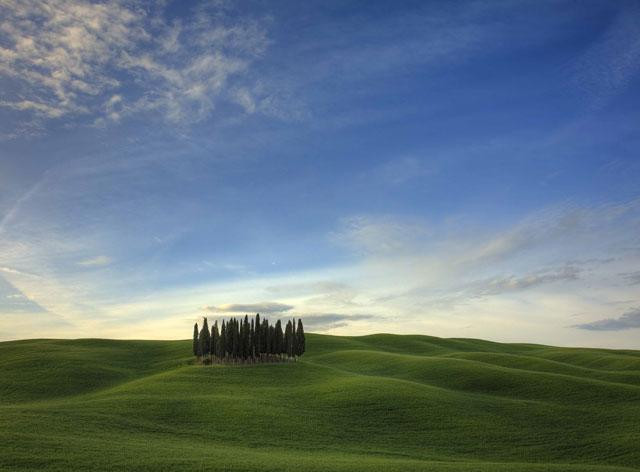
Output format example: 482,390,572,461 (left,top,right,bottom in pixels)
193,315,305,364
